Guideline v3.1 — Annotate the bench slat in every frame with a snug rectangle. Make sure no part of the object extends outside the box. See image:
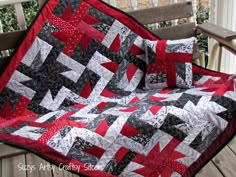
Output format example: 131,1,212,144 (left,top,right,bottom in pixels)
0,144,26,159
128,1,193,25
197,23,236,40
0,30,26,51
153,22,196,40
